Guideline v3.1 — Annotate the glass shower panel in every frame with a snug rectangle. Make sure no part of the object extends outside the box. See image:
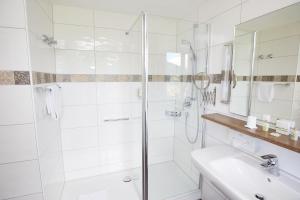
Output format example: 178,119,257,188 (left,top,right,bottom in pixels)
143,16,208,200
